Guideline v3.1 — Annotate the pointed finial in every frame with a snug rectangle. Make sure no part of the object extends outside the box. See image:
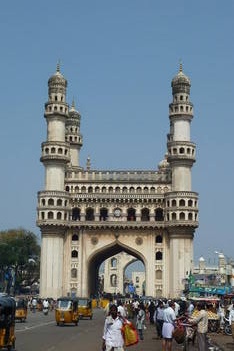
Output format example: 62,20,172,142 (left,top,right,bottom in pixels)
56,60,61,73
72,97,75,109
179,59,183,73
